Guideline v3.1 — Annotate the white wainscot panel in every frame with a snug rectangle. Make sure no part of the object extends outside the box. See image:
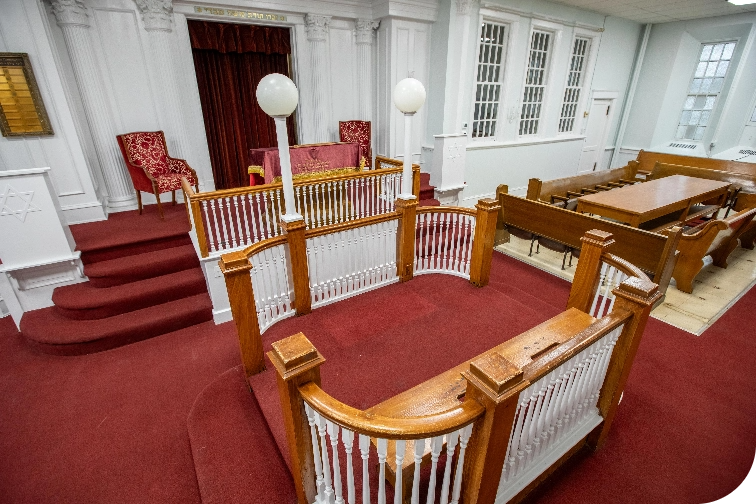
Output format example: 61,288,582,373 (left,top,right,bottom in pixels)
92,8,160,133
328,25,358,134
